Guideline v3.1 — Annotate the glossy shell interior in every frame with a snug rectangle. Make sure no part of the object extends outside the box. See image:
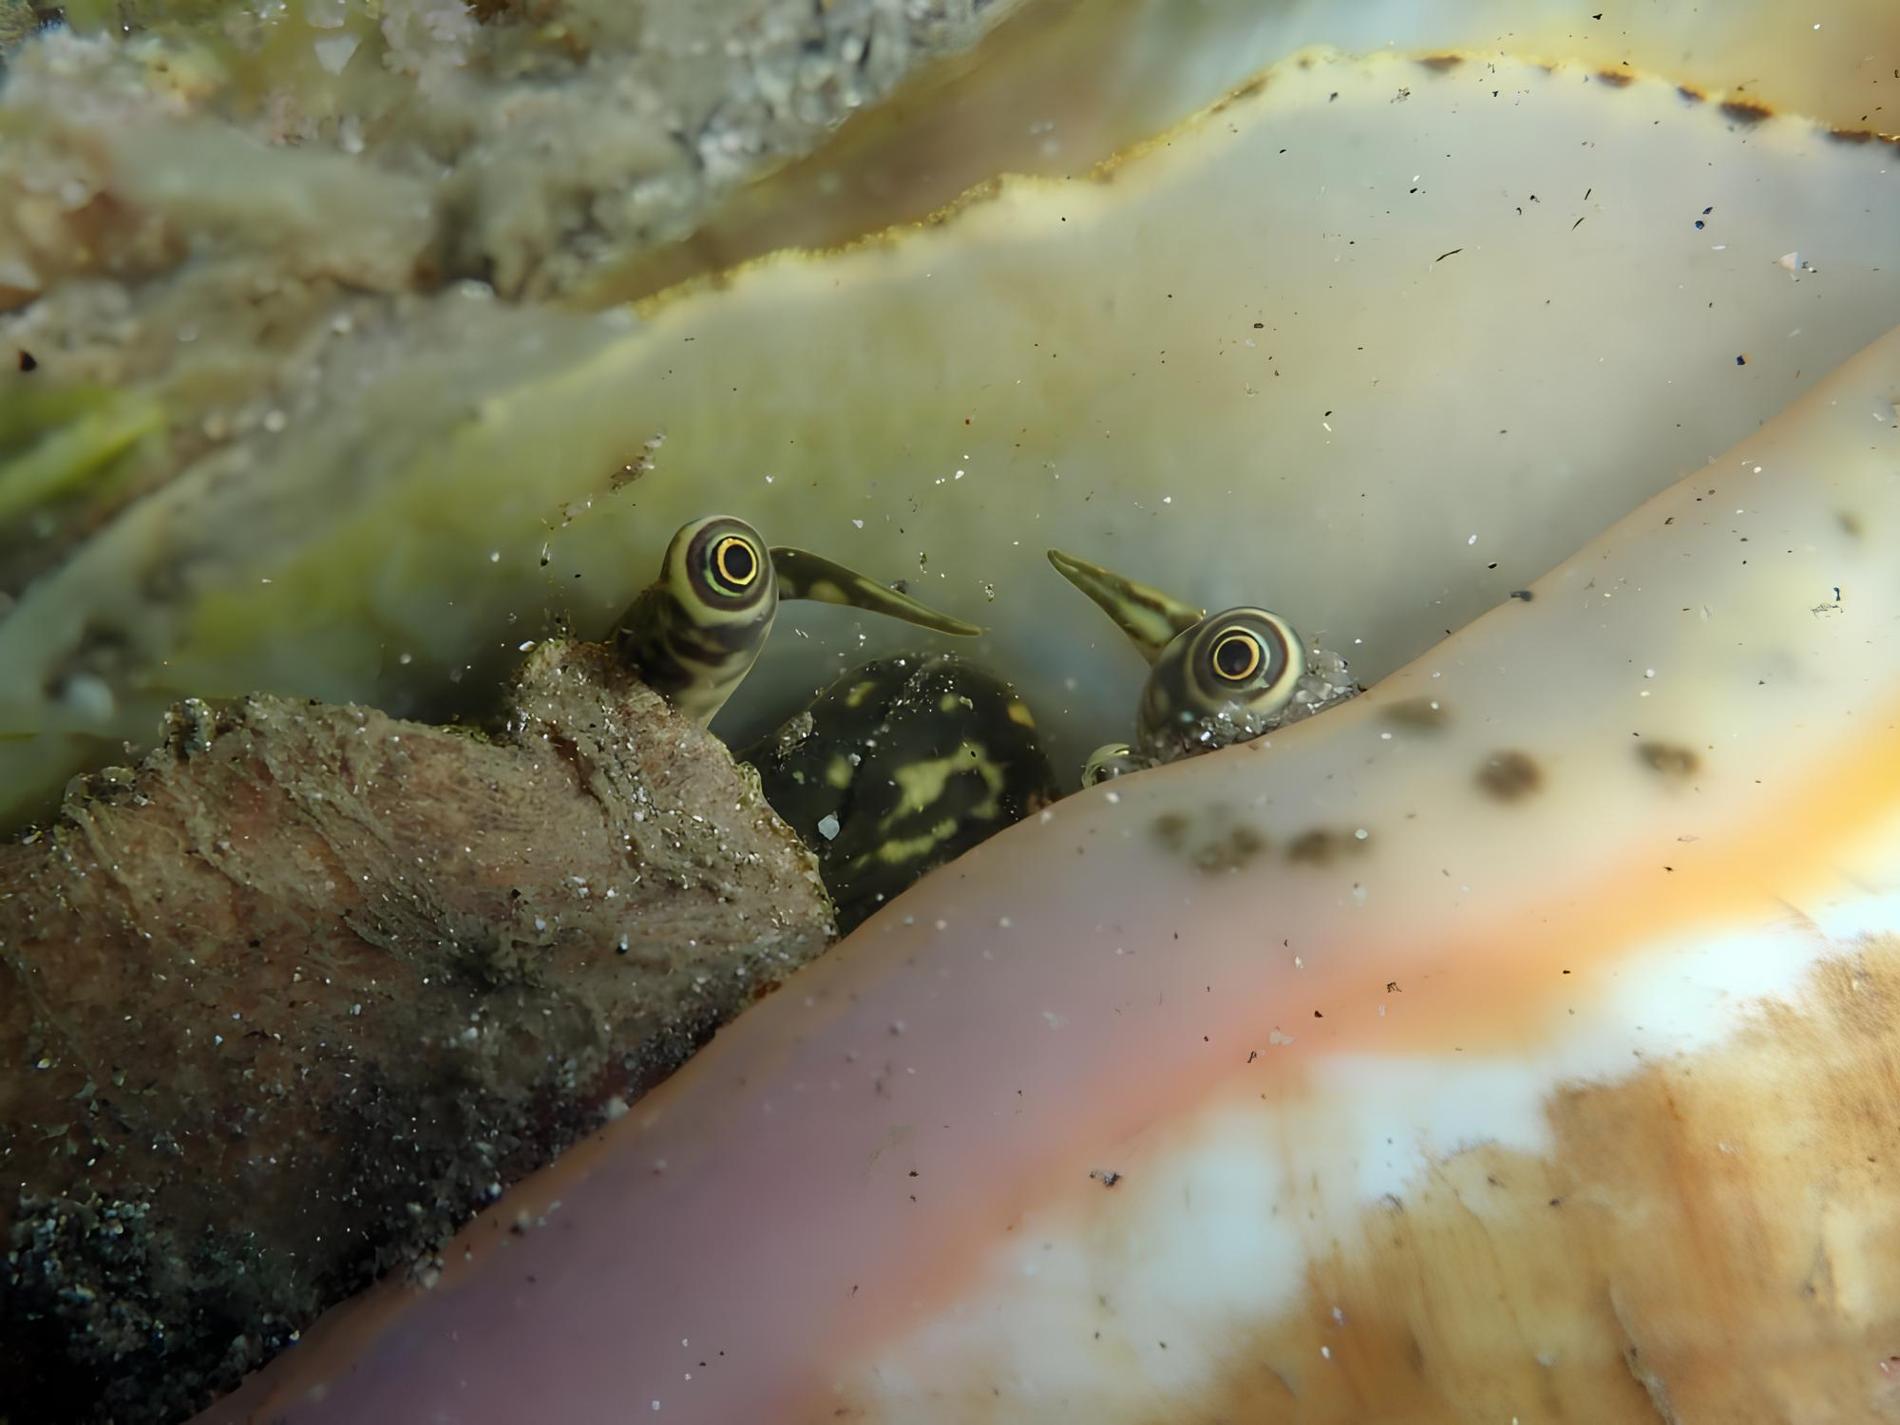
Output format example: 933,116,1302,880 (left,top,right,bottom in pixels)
6,48,1897,798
